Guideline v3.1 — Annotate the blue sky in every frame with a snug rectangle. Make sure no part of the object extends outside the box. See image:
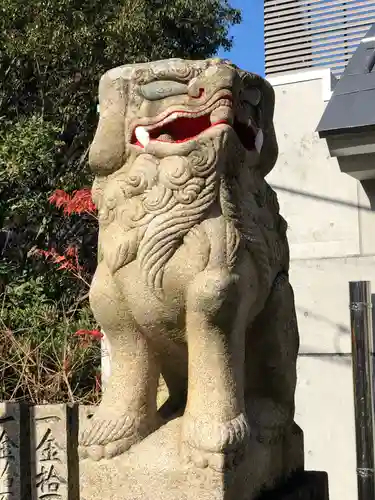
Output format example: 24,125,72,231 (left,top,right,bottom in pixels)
217,0,264,76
